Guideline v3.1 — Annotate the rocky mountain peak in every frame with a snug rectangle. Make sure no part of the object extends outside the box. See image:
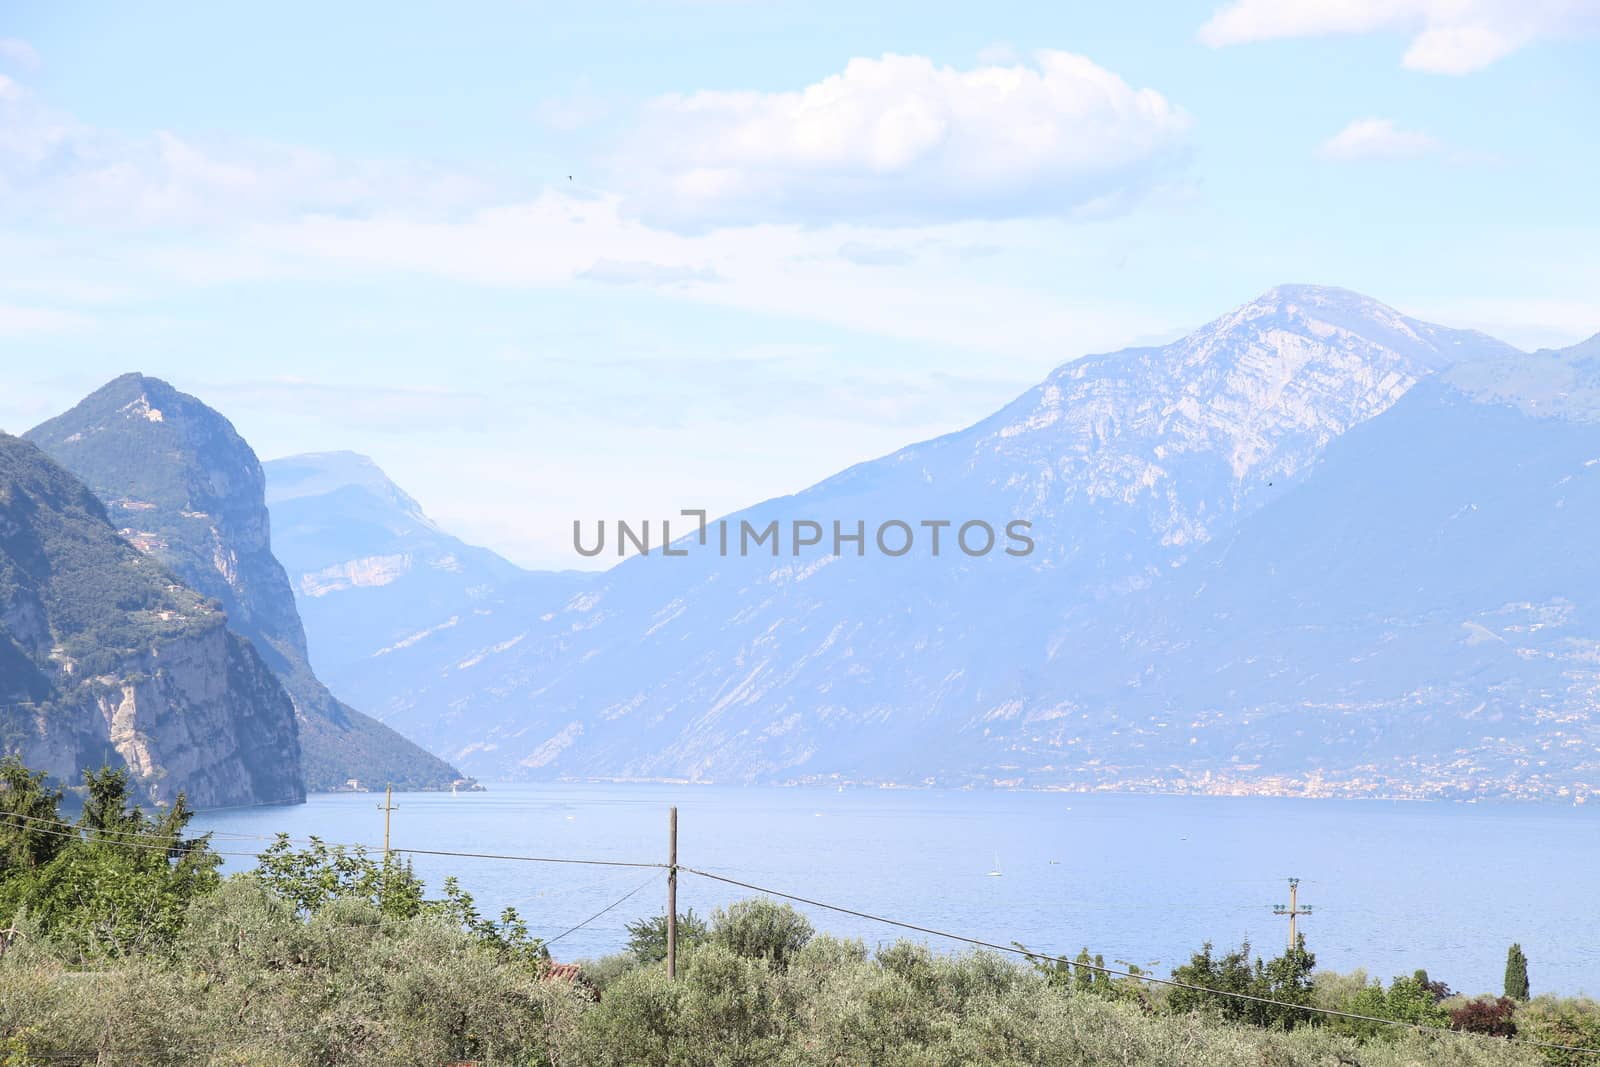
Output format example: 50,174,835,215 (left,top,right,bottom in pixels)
1175,283,1512,377
28,377,467,792
69,372,210,432
835,286,1529,568
1247,282,1401,318
1002,285,1519,475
